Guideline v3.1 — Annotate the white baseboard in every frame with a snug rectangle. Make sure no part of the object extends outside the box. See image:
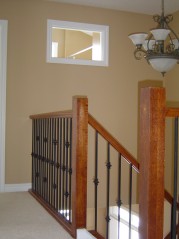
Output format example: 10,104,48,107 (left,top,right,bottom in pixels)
4,183,32,192
0,184,5,192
